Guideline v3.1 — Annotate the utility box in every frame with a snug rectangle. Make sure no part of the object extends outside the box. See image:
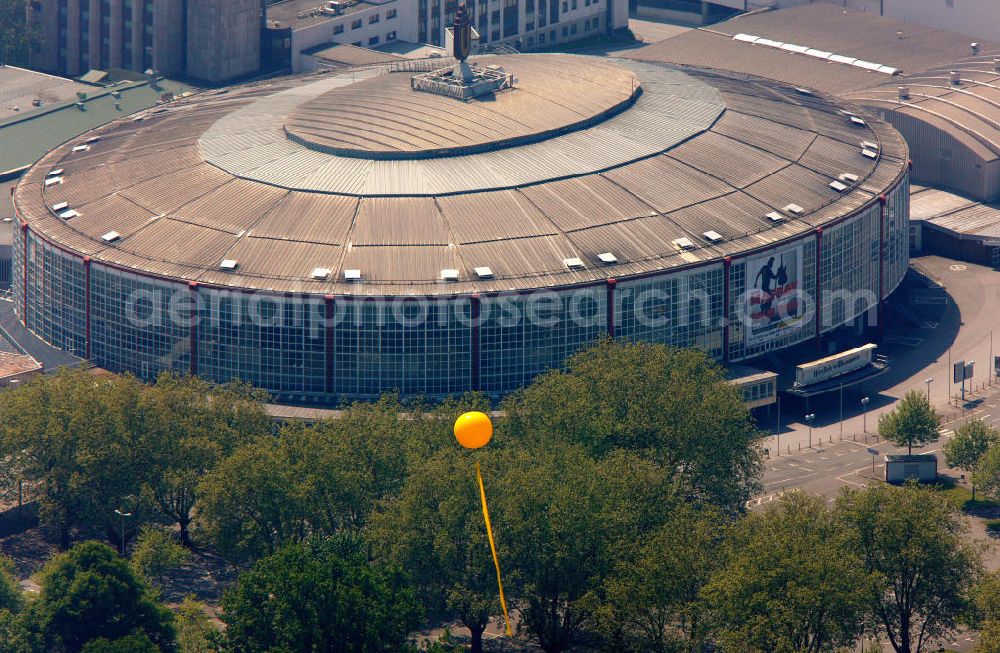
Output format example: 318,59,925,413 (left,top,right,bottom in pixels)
884,454,938,484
